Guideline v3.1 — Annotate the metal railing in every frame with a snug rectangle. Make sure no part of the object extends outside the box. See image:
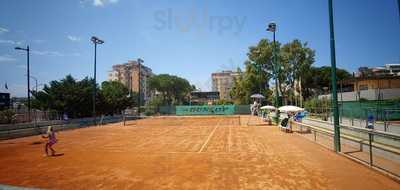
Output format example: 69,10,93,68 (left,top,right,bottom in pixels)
306,107,400,134
0,115,123,140
293,119,400,179
0,110,63,124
